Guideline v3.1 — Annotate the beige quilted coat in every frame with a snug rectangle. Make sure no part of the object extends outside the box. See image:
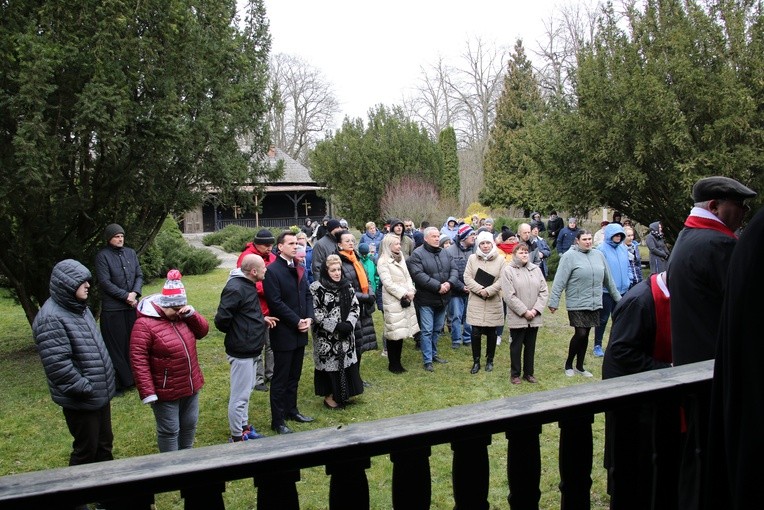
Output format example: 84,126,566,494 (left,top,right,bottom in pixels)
501,258,549,328
463,250,506,327
377,254,420,340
